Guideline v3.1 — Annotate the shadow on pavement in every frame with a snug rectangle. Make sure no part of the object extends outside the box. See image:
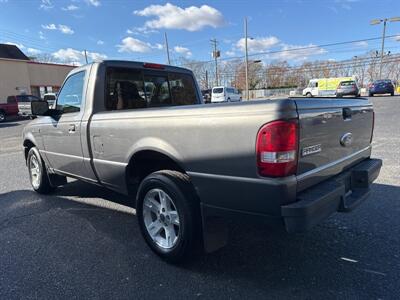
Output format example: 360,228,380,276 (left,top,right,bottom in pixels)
0,122,20,128
0,182,398,299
